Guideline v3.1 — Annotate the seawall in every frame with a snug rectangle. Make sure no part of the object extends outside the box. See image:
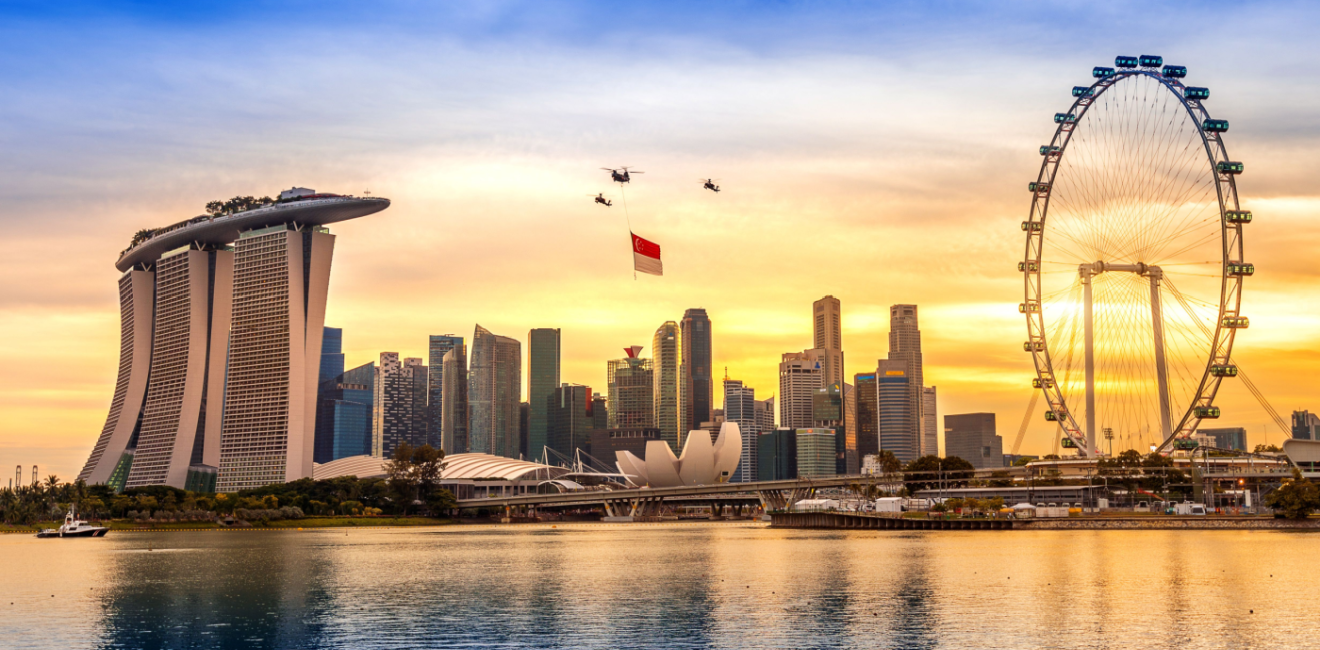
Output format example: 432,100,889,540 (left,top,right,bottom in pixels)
770,512,1320,530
